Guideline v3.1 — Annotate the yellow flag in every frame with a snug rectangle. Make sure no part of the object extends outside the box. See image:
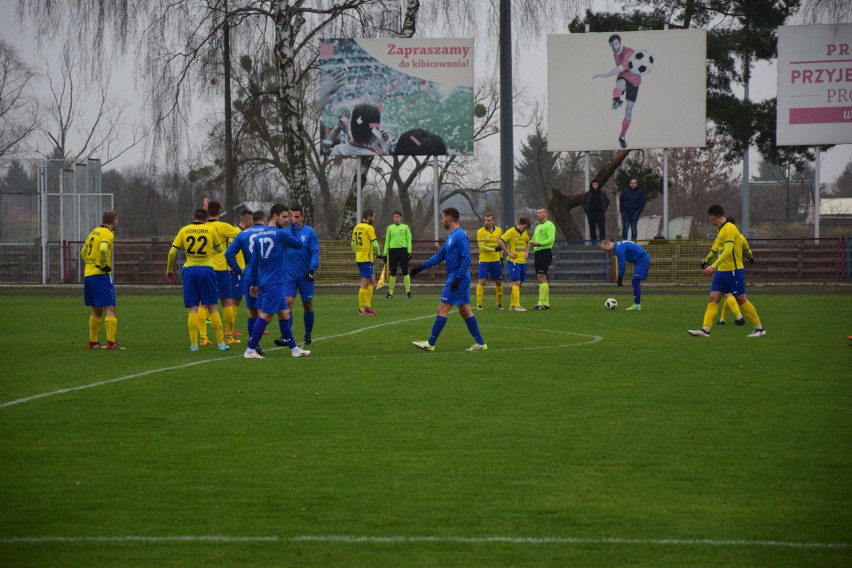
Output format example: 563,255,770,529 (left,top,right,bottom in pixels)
376,263,387,289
